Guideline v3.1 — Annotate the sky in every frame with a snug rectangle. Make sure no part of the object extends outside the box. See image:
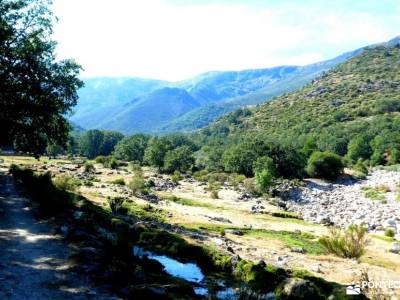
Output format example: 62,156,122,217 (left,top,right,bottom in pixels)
52,0,400,81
